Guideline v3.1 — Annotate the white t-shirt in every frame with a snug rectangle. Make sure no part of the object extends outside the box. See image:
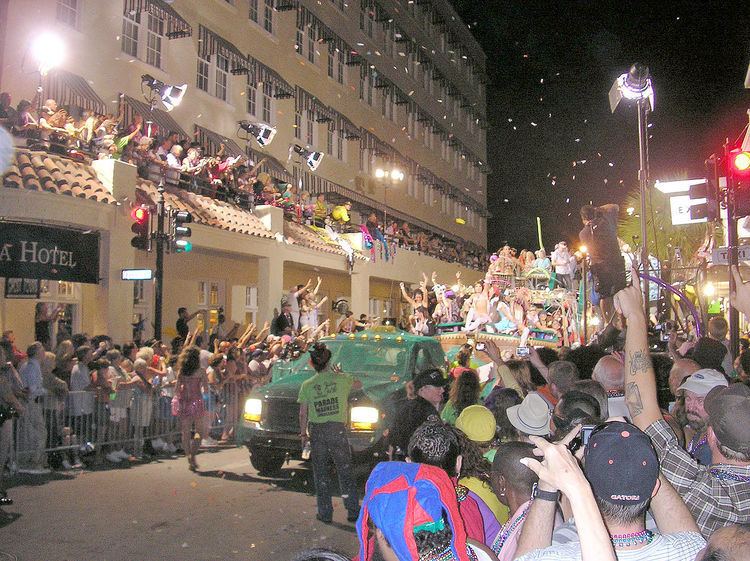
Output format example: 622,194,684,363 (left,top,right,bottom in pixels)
551,249,572,275
517,532,705,561
199,349,212,371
